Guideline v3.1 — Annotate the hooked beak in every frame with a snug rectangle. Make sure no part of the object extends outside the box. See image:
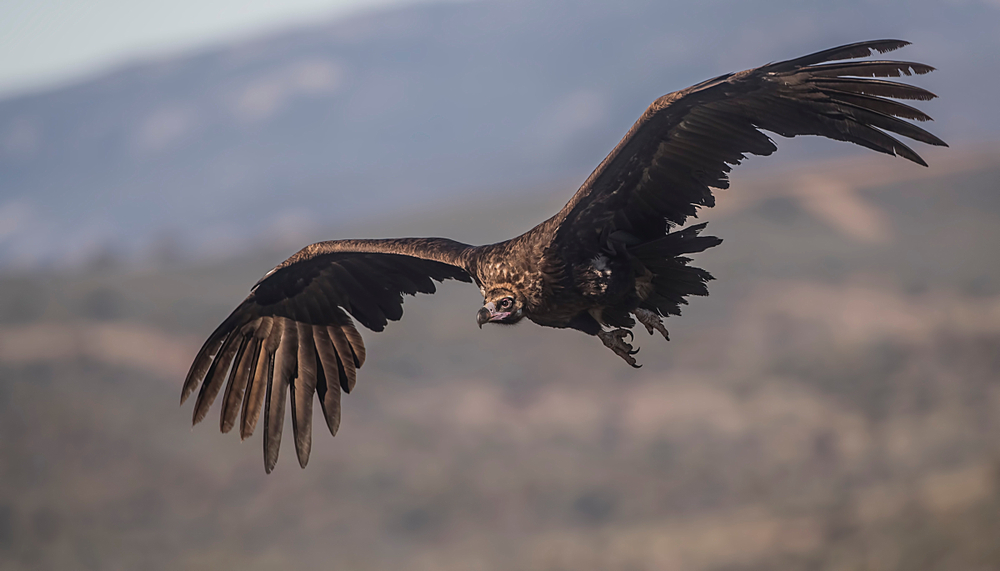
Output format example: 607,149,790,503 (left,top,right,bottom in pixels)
476,302,510,328
476,306,491,328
